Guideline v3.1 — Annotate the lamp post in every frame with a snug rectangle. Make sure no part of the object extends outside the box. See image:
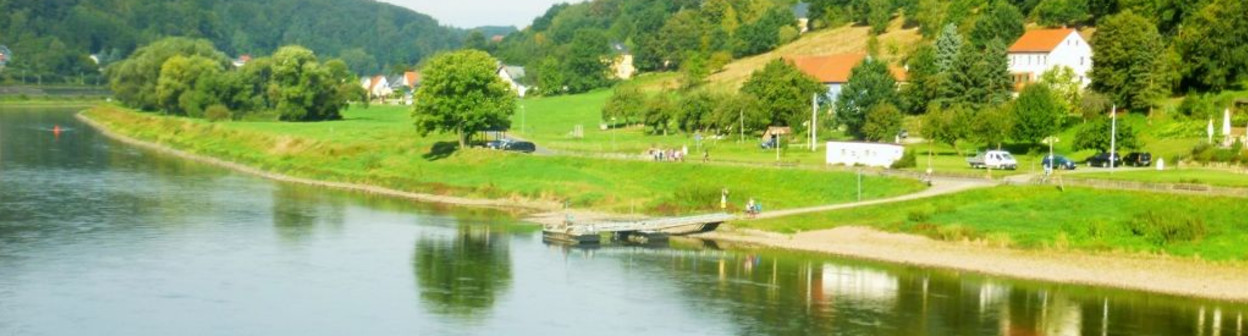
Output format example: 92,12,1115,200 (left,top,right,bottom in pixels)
611,117,617,151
